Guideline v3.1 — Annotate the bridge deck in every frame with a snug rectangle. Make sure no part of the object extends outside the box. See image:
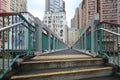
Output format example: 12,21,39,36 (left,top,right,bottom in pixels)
32,49,91,61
